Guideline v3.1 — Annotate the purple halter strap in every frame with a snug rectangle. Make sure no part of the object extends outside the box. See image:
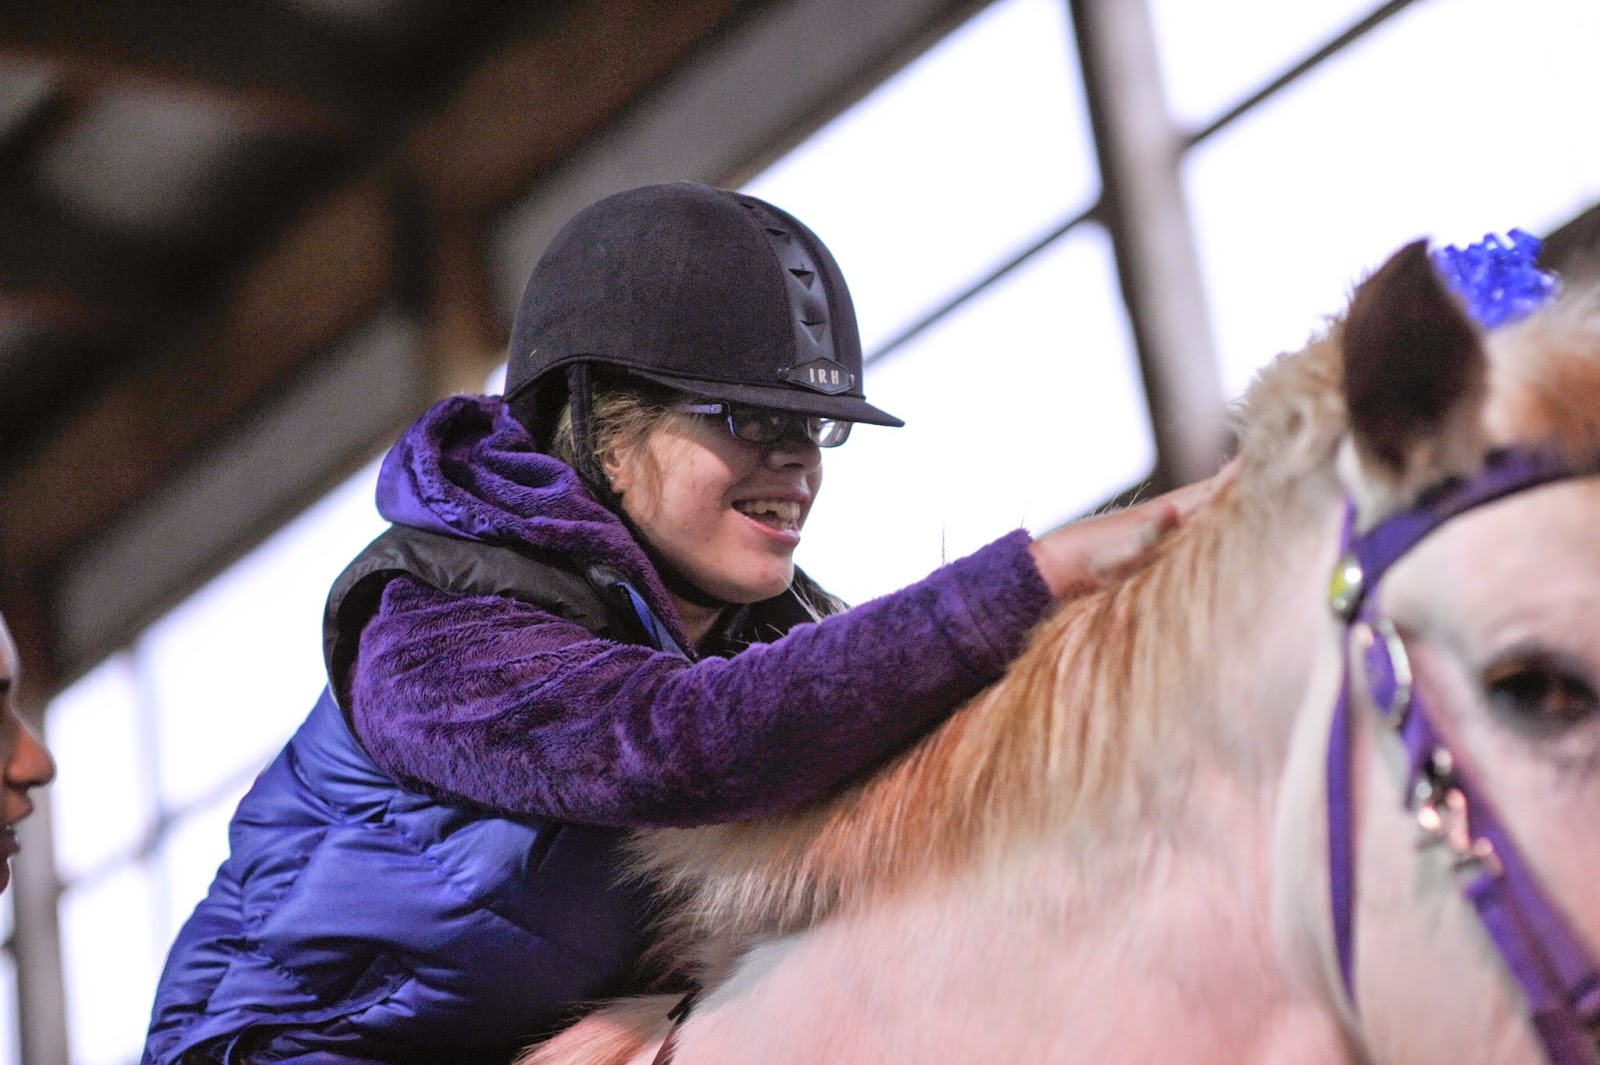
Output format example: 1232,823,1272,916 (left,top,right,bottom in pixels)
1325,446,1600,1063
